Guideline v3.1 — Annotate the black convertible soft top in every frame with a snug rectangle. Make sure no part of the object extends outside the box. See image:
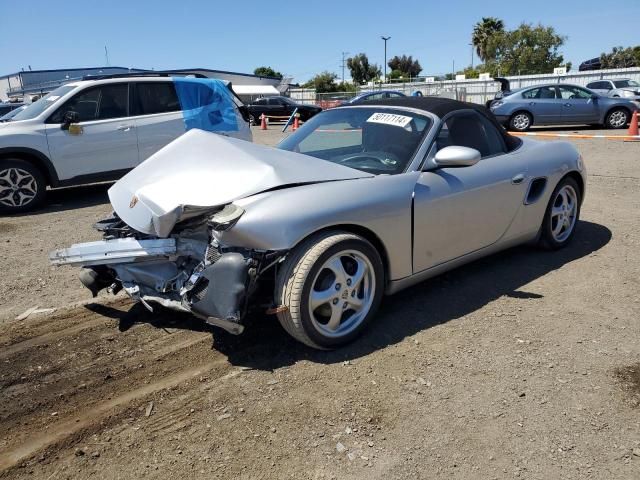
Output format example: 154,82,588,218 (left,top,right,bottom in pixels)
366,96,521,151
